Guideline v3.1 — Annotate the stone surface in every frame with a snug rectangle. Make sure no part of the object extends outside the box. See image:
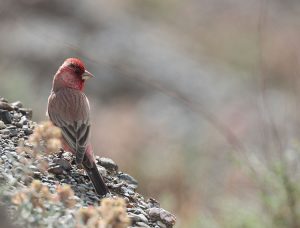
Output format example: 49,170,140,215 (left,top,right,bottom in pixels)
0,102,13,111
0,110,12,124
53,158,72,171
119,172,138,187
0,98,176,228
148,208,176,227
19,108,32,119
10,101,23,108
48,165,64,175
0,121,6,130
98,157,118,172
